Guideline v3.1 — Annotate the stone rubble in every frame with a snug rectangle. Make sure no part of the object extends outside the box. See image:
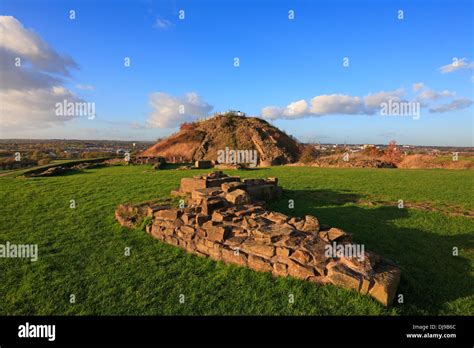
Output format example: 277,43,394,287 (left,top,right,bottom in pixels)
115,171,401,306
